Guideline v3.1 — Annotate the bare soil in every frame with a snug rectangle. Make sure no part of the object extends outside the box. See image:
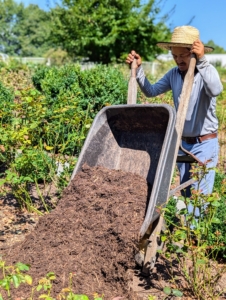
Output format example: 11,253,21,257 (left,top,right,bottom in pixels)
1,164,150,299
0,156,225,299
